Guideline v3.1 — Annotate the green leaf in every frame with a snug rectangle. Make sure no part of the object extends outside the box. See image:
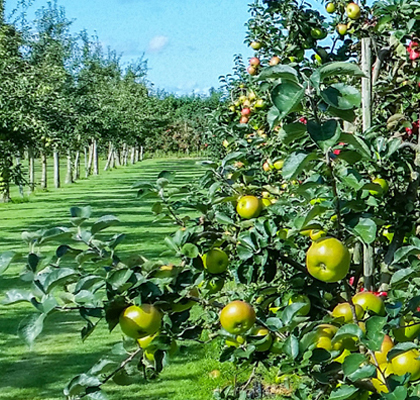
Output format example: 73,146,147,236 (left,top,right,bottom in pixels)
342,353,375,381
335,150,362,164
0,251,17,274
327,106,356,122
278,122,307,145
319,62,365,81
108,269,134,292
91,215,119,235
257,64,299,82
18,313,46,348
383,386,407,400
307,119,341,152
70,206,92,219
3,289,33,305
332,324,364,344
339,133,371,159
393,246,420,265
271,81,305,119
387,342,418,361
321,84,361,110
215,212,234,225
267,106,281,129
390,268,415,285
64,374,102,397
328,385,358,400
40,268,78,293
282,152,318,180
158,170,175,182
353,217,377,244
39,227,72,245
283,334,299,358
70,206,92,226
27,253,40,272
181,243,199,258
